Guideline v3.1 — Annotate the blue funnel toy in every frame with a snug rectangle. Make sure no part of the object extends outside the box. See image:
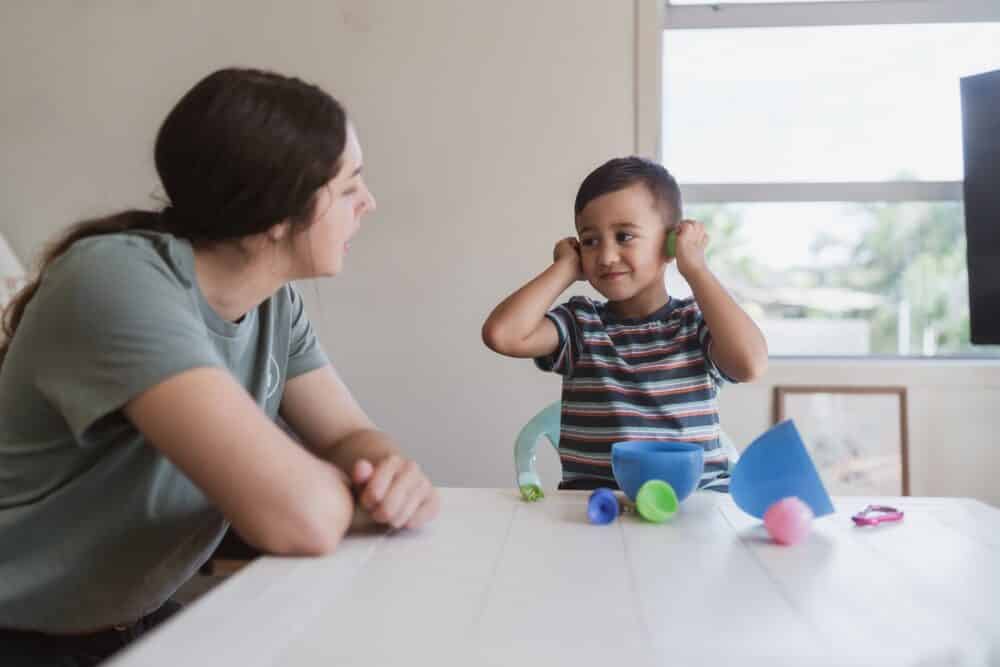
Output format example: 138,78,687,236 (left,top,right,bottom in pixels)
730,420,835,519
